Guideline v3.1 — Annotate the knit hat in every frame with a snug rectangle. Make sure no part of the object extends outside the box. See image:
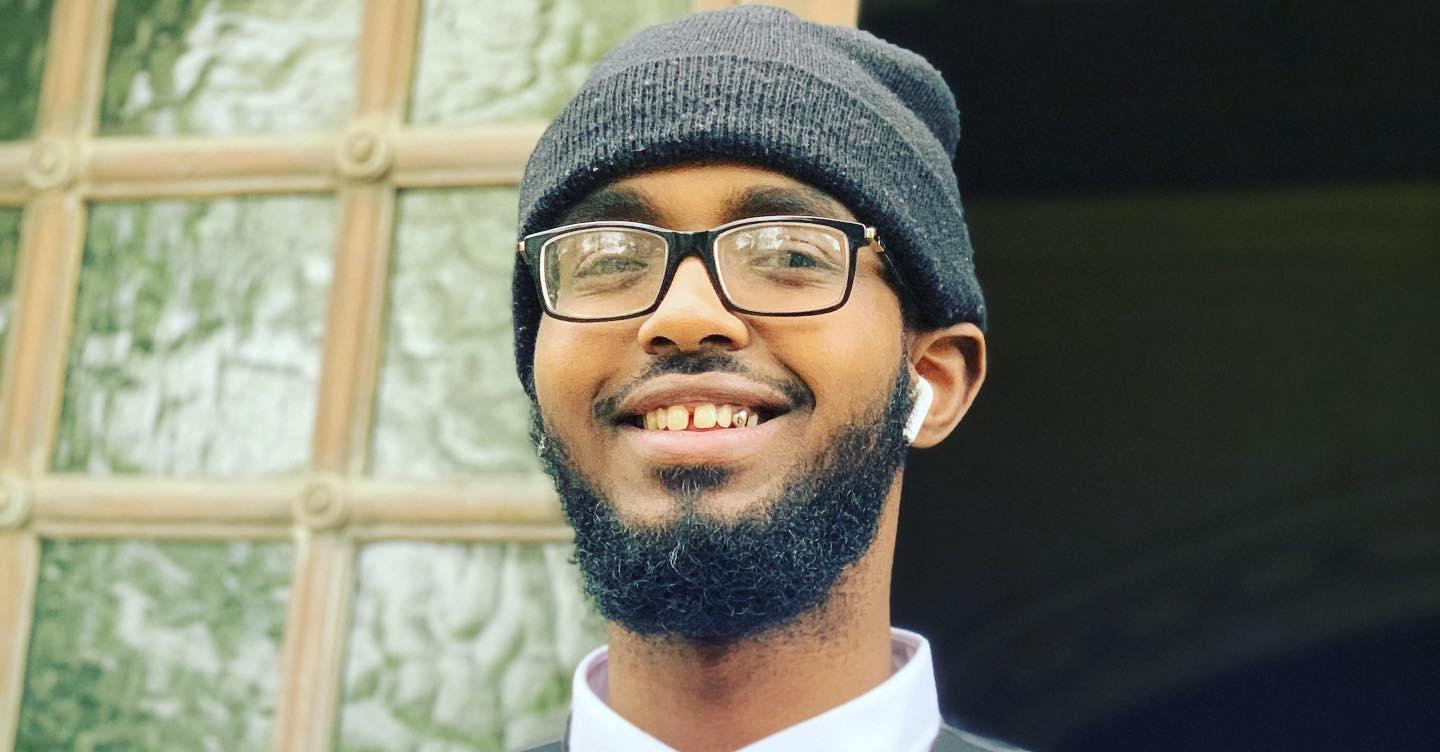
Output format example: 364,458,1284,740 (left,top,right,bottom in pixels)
512,5,985,394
